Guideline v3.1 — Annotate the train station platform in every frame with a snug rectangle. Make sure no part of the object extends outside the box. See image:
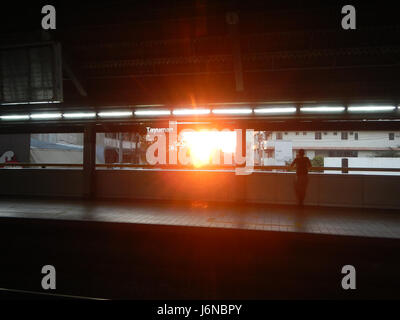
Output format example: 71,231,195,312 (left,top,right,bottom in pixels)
0,198,399,239
1,198,400,299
